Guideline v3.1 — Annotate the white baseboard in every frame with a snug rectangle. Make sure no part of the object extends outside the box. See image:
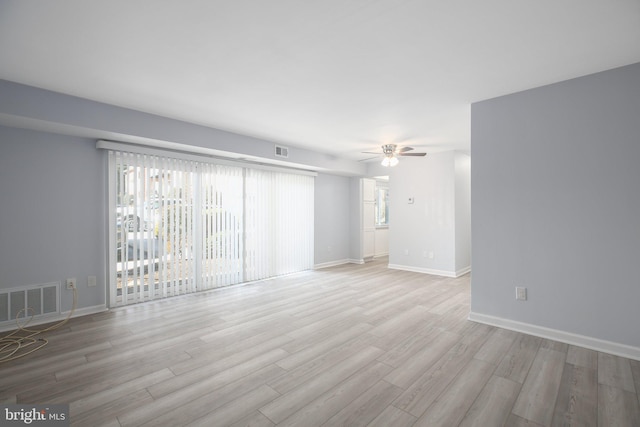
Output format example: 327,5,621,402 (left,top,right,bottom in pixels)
388,263,469,278
456,266,471,277
65,304,108,318
0,304,108,333
468,311,640,361
314,259,351,269
348,258,365,265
